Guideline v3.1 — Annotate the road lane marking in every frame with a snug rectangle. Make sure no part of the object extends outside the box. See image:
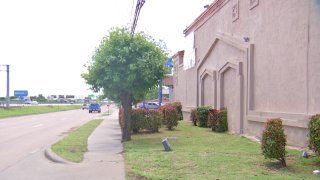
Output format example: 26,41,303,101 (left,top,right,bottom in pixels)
32,124,43,128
